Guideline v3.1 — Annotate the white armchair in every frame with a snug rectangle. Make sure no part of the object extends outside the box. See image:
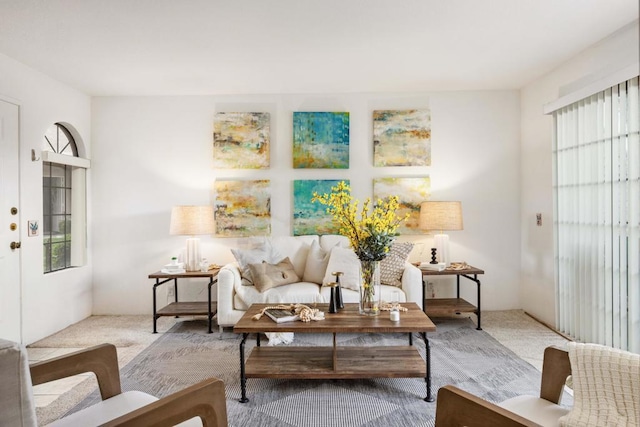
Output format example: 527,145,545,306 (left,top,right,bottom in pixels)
0,338,228,427
435,342,640,427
